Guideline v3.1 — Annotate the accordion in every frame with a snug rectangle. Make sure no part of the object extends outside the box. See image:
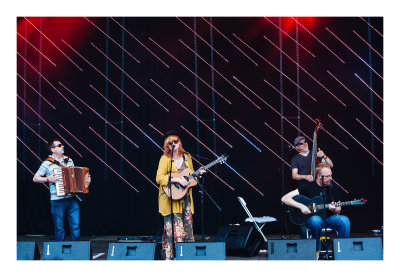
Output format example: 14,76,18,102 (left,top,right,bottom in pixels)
53,166,90,197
